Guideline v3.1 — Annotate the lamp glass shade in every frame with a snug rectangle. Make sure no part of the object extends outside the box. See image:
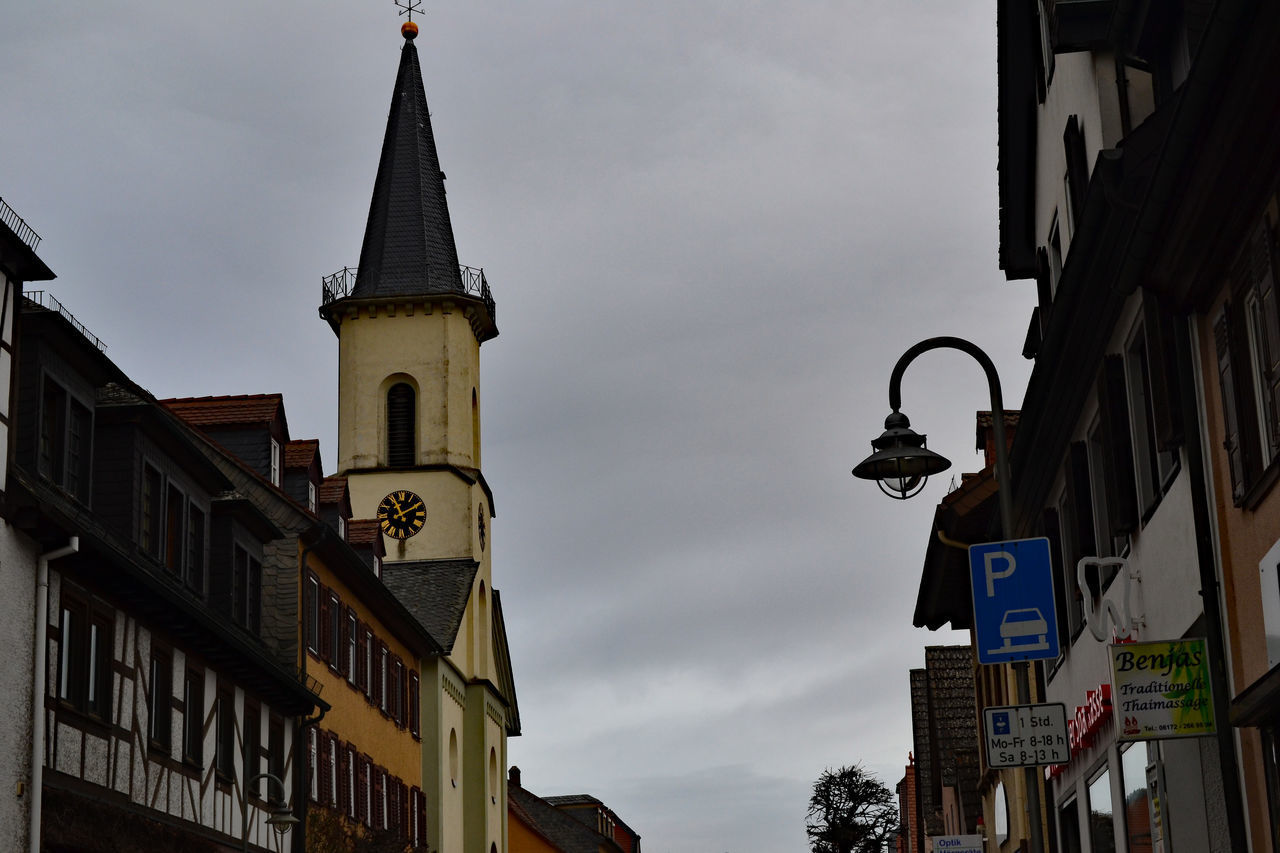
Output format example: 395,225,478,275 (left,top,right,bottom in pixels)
852,411,952,499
